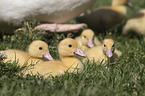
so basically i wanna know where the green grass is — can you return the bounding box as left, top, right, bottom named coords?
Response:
left=0, top=0, right=145, bottom=96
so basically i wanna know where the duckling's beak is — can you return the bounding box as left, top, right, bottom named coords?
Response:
left=74, top=48, right=87, bottom=57
left=127, top=2, right=133, bottom=8
left=106, top=49, right=113, bottom=58
left=88, top=40, right=94, bottom=48
left=43, top=52, right=54, bottom=60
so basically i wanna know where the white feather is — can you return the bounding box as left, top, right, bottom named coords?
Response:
left=0, top=0, right=96, bottom=25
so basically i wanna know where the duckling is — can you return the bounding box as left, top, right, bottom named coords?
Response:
left=122, top=9, right=145, bottom=35
left=94, top=36, right=102, bottom=46
left=24, top=38, right=86, bottom=78
left=84, top=39, right=122, bottom=65
left=75, top=29, right=101, bottom=52
left=1, top=40, right=54, bottom=66
left=75, top=29, right=95, bottom=52
left=0, top=0, right=96, bottom=34
left=76, top=0, right=133, bottom=32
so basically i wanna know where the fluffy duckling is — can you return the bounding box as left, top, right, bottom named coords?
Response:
left=75, top=29, right=95, bottom=52
left=75, top=29, right=101, bottom=52
left=0, top=0, right=96, bottom=34
left=122, top=9, right=145, bottom=35
left=1, top=40, right=54, bottom=66
left=94, top=36, right=102, bottom=46
left=76, top=0, right=133, bottom=32
left=24, top=38, right=86, bottom=78
left=84, top=39, right=122, bottom=65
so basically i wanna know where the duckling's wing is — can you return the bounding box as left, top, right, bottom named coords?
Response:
left=26, top=61, right=67, bottom=77
left=3, top=50, right=29, bottom=66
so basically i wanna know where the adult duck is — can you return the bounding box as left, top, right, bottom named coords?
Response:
left=0, top=0, right=96, bottom=34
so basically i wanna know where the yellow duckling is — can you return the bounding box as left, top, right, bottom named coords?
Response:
left=84, top=39, right=122, bottom=65
left=123, top=9, right=145, bottom=35
left=94, top=36, right=102, bottom=46
left=76, top=0, right=133, bottom=32
left=75, top=29, right=101, bottom=52
left=1, top=40, right=54, bottom=66
left=24, top=38, right=86, bottom=78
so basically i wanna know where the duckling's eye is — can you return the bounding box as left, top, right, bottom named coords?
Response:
left=84, top=36, right=86, bottom=38
left=39, top=47, right=43, bottom=50
left=68, top=44, right=72, bottom=48
left=112, top=44, right=115, bottom=47
left=104, top=44, right=106, bottom=47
